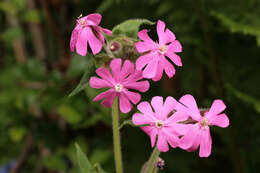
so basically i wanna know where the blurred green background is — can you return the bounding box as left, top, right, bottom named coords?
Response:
left=0, top=0, right=260, bottom=172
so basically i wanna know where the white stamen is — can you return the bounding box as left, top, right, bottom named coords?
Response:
left=159, top=45, right=167, bottom=54
left=200, top=117, right=209, bottom=129
left=155, top=120, right=164, bottom=129
left=115, top=83, right=123, bottom=92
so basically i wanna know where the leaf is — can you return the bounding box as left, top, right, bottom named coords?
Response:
left=1, top=26, right=23, bottom=42
left=226, top=84, right=260, bottom=113
left=94, top=163, right=108, bottom=173
left=57, top=105, right=82, bottom=124
left=210, top=11, right=260, bottom=46
left=43, top=154, right=67, bottom=171
left=90, top=149, right=111, bottom=164
left=75, top=143, right=97, bottom=173
left=112, top=19, right=154, bottom=38
left=66, top=54, right=89, bottom=78
left=0, top=2, right=17, bottom=15
left=22, top=9, right=41, bottom=23
left=119, top=119, right=149, bottom=129
left=8, top=127, right=26, bottom=142
left=69, top=55, right=95, bottom=97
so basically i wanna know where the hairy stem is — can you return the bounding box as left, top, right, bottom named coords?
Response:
left=145, top=148, right=160, bottom=173
left=112, top=97, right=123, bottom=173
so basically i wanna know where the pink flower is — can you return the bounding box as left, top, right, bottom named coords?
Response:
left=135, top=20, right=182, bottom=81
left=70, top=13, right=112, bottom=56
left=132, top=96, right=189, bottom=152
left=176, top=94, right=230, bottom=157
left=89, top=58, right=150, bottom=113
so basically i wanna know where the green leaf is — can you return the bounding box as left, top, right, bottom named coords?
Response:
left=57, top=105, right=82, bottom=124
left=210, top=11, right=260, bottom=46
left=0, top=2, right=17, bottom=15
left=43, top=154, right=67, bottom=171
left=66, top=54, right=89, bottom=78
left=8, top=127, right=26, bottom=142
left=226, top=84, right=260, bottom=113
left=112, top=19, right=154, bottom=38
left=94, top=163, right=108, bottom=173
left=69, top=55, right=95, bottom=97
left=75, top=143, right=97, bottom=173
left=22, top=9, right=41, bottom=23
left=1, top=26, right=23, bottom=42
left=119, top=119, right=149, bottom=129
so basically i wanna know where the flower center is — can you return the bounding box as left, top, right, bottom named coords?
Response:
left=155, top=120, right=164, bottom=129
left=200, top=117, right=209, bottom=127
left=79, top=18, right=86, bottom=27
left=114, top=83, right=123, bottom=92
left=159, top=45, right=167, bottom=54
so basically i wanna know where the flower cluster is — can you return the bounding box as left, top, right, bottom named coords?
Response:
left=70, top=13, right=229, bottom=158
left=132, top=95, right=229, bottom=157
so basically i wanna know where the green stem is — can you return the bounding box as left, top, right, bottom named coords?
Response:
left=112, top=97, right=123, bottom=173
left=145, top=148, right=160, bottom=173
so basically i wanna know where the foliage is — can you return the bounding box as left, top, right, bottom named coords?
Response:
left=0, top=0, right=259, bottom=173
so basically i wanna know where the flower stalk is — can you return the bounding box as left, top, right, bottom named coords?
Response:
left=145, top=148, right=160, bottom=173
left=112, top=97, right=123, bottom=173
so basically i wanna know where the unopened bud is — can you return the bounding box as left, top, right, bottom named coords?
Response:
left=155, top=157, right=165, bottom=170
left=109, top=41, right=121, bottom=52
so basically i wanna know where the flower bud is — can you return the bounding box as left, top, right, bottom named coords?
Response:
left=155, top=157, right=165, bottom=170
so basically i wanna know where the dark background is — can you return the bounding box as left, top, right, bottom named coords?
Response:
left=0, top=0, right=259, bottom=173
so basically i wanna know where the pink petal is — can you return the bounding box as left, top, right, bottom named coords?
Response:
left=143, top=59, right=159, bottom=79
left=123, top=90, right=141, bottom=104
left=156, top=131, right=169, bottom=152
left=124, top=70, right=143, bottom=82
left=135, top=42, right=153, bottom=53
left=93, top=26, right=104, bottom=43
left=177, top=94, right=201, bottom=121
left=199, top=128, right=212, bottom=157
left=119, top=93, right=132, bottom=113
left=164, top=29, right=176, bottom=43
left=85, top=27, right=103, bottom=55
left=89, top=77, right=112, bottom=89
left=165, top=43, right=182, bottom=66
left=161, top=96, right=177, bottom=119
left=166, top=53, right=182, bottom=67
left=135, top=52, right=155, bottom=71
left=179, top=124, right=200, bottom=149
left=163, top=129, right=179, bottom=148
left=119, top=60, right=134, bottom=80
left=137, top=101, right=154, bottom=116
left=167, top=40, right=182, bottom=53
left=156, top=20, right=166, bottom=45
left=187, top=129, right=201, bottom=152
left=85, top=13, right=102, bottom=26
left=124, top=81, right=150, bottom=92
left=96, top=67, right=114, bottom=84
left=170, top=123, right=192, bottom=136
left=70, top=26, right=80, bottom=52
left=110, top=58, right=122, bottom=81
left=137, top=29, right=154, bottom=43
left=152, top=61, right=164, bottom=81
left=76, top=27, right=88, bottom=56
left=209, top=113, right=229, bottom=128
left=141, top=126, right=157, bottom=147
left=207, top=100, right=226, bottom=119
left=161, top=56, right=176, bottom=78
left=132, top=113, right=154, bottom=125
left=151, top=96, right=164, bottom=119
left=93, top=89, right=115, bottom=107
left=101, top=28, right=112, bottom=35
left=101, top=92, right=117, bottom=107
